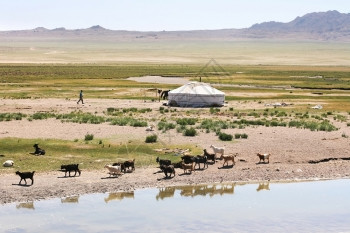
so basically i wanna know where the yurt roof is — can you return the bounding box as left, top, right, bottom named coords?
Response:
left=169, top=82, right=224, bottom=96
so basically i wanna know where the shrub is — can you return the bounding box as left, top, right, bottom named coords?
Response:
left=145, top=134, right=157, bottom=143
left=130, top=120, right=148, bottom=127
left=241, top=133, right=248, bottom=139
left=176, top=118, right=197, bottom=126
left=183, top=127, right=197, bottom=136
left=219, top=132, right=233, bottom=141
left=234, top=133, right=241, bottom=139
left=84, top=134, right=94, bottom=141
left=158, top=121, right=176, bottom=132
left=210, top=108, right=220, bottom=114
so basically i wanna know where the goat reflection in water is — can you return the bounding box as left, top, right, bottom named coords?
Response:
left=256, top=182, right=270, bottom=192
left=156, top=183, right=235, bottom=200
left=61, top=195, right=80, bottom=204
left=16, top=202, right=35, bottom=210
left=104, top=191, right=135, bottom=203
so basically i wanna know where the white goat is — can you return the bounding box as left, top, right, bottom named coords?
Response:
left=145, top=124, right=155, bottom=131
left=210, top=145, right=225, bottom=157
left=3, top=160, right=14, bottom=167
left=104, top=164, right=123, bottom=177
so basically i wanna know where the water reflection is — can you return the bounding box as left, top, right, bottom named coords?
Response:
left=1, top=180, right=350, bottom=233
left=156, top=183, right=239, bottom=200
left=256, top=182, right=270, bottom=192
left=104, top=191, right=134, bottom=203
left=16, top=201, right=35, bottom=210
left=61, top=195, right=79, bottom=204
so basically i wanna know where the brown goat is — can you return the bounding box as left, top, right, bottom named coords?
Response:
left=257, top=153, right=270, bottom=164
left=182, top=162, right=194, bottom=174
left=221, top=154, right=237, bottom=167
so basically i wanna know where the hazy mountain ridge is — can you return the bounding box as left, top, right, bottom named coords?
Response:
left=248, top=10, right=350, bottom=40
left=1, top=11, right=350, bottom=41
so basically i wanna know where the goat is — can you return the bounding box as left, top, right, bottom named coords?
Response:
left=172, top=161, right=183, bottom=169
left=181, top=155, right=195, bottom=164
left=3, top=160, right=14, bottom=167
left=221, top=154, right=237, bottom=167
left=257, top=153, right=271, bottom=164
left=15, top=171, right=35, bottom=185
left=159, top=90, right=170, bottom=101
left=33, top=143, right=45, bottom=155
left=203, top=149, right=216, bottom=163
left=160, top=165, right=175, bottom=178
left=156, top=157, right=171, bottom=167
left=104, top=164, right=123, bottom=177
left=146, top=125, right=155, bottom=131
left=182, top=162, right=194, bottom=174
left=123, top=159, right=135, bottom=172
left=61, top=164, right=81, bottom=177
left=210, top=145, right=224, bottom=158
left=194, top=155, right=208, bottom=169
left=112, top=162, right=125, bottom=172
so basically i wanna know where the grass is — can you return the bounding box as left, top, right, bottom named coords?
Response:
left=0, top=138, right=200, bottom=174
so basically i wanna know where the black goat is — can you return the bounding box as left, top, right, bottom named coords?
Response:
left=114, top=159, right=135, bottom=173
left=203, top=149, right=216, bottom=164
left=61, top=164, right=81, bottom=177
left=124, top=159, right=135, bottom=172
left=172, top=161, right=183, bottom=169
left=160, top=165, right=175, bottom=178
left=181, top=155, right=195, bottom=164
left=156, top=157, right=171, bottom=166
left=194, top=155, right=208, bottom=169
left=16, top=171, right=35, bottom=185
left=33, top=144, right=45, bottom=155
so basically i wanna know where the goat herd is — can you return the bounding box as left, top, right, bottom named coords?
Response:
left=10, top=144, right=271, bottom=186
left=156, top=145, right=271, bottom=179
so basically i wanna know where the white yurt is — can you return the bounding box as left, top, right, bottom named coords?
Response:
left=168, top=82, right=225, bottom=107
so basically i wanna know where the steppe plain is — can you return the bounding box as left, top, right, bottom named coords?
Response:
left=1, top=38, right=350, bottom=204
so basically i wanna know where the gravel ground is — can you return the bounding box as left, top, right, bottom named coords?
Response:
left=1, top=98, right=350, bottom=204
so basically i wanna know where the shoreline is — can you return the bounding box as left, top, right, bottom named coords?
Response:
left=2, top=162, right=350, bottom=205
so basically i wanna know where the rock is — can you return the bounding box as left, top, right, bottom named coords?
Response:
left=3, top=160, right=14, bottom=167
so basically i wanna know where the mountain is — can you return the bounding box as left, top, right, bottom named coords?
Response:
left=0, top=11, right=349, bottom=41
left=247, top=10, right=350, bottom=40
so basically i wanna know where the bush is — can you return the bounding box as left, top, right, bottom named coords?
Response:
left=241, top=133, right=248, bottom=139
left=145, top=134, right=157, bottom=143
left=210, top=108, right=220, bottom=114
left=158, top=121, right=176, bottom=132
left=84, top=134, right=94, bottom=141
left=234, top=133, right=241, bottom=139
left=219, top=132, right=233, bottom=141
left=130, top=120, right=148, bottom=127
left=176, top=118, right=197, bottom=126
left=183, top=127, right=197, bottom=136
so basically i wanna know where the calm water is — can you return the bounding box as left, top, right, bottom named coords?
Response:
left=1, top=179, right=350, bottom=233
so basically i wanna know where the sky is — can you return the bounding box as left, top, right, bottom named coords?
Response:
left=0, top=0, right=349, bottom=31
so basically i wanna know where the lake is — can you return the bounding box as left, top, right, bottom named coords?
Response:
left=0, top=179, right=349, bottom=233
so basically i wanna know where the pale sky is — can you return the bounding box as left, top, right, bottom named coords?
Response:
left=0, top=0, right=349, bottom=31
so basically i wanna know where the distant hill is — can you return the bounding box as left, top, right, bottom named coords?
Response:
left=1, top=11, right=350, bottom=41
left=247, top=10, right=350, bottom=40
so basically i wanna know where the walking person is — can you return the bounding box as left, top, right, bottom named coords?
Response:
left=77, top=90, right=84, bottom=104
